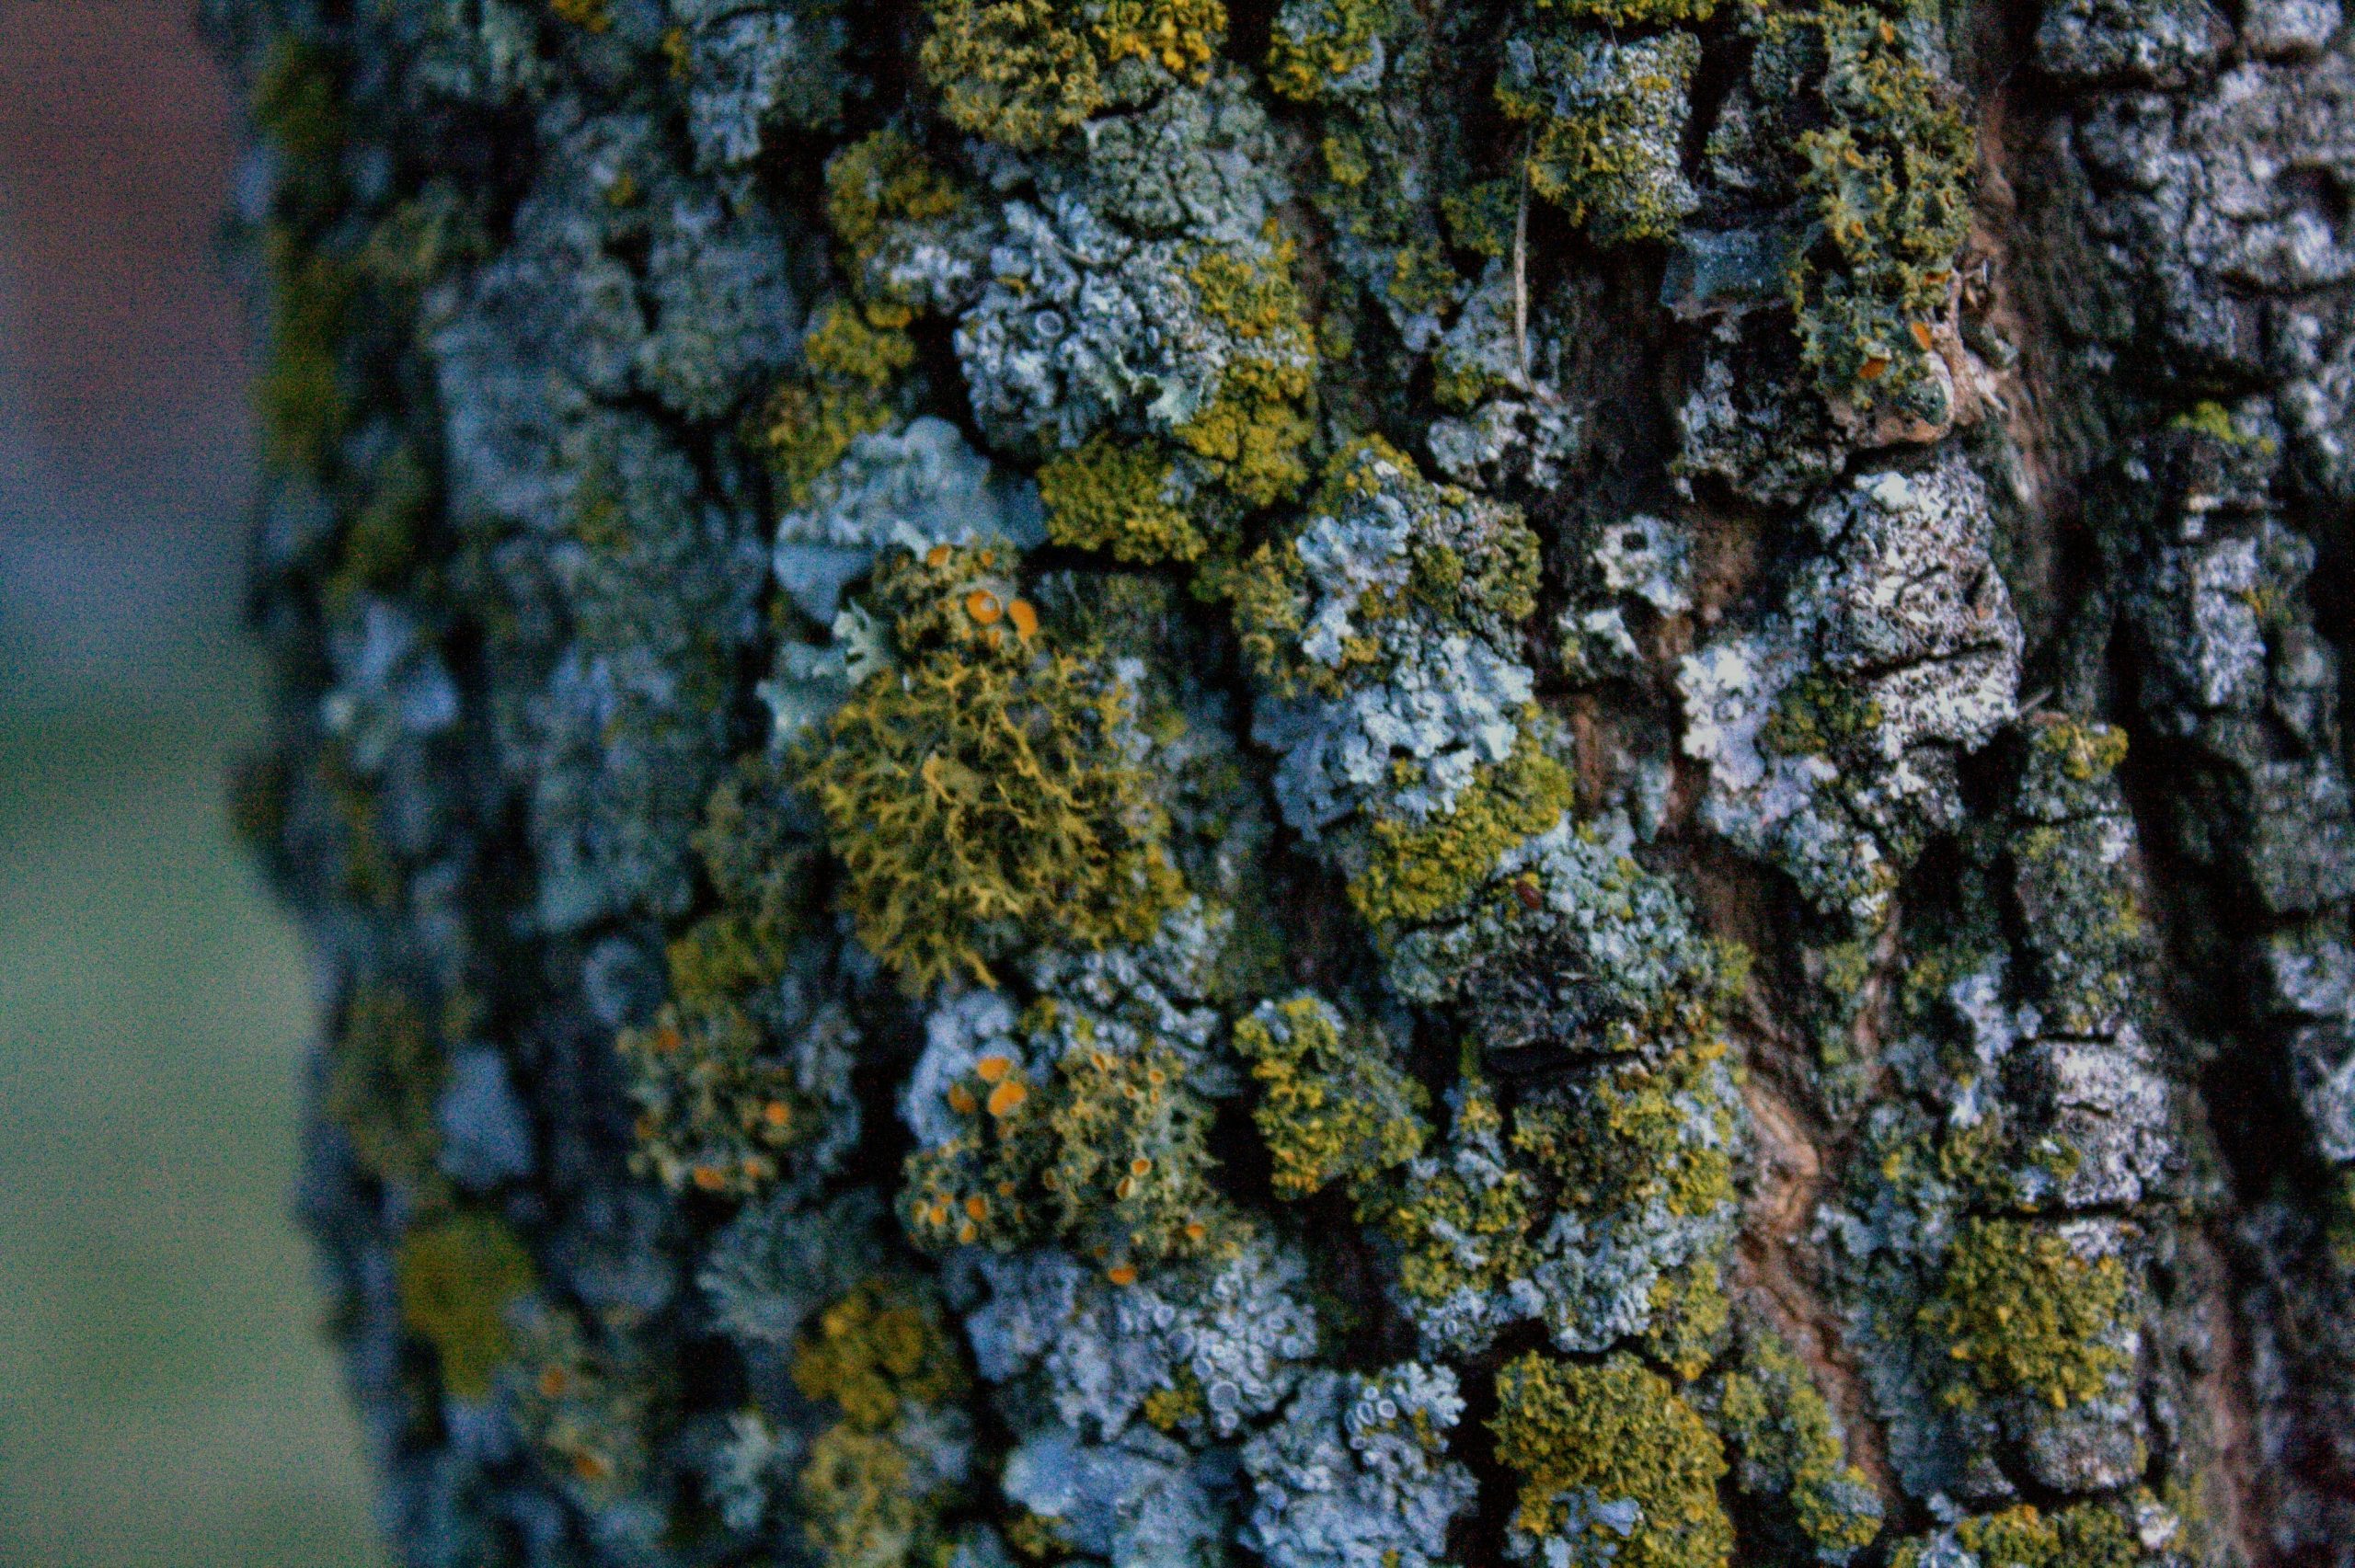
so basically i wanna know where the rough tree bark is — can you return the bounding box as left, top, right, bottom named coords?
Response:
left=206, top=0, right=2355, bottom=1563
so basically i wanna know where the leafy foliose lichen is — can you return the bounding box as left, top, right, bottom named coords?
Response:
left=824, top=130, right=980, bottom=320
left=1783, top=3, right=1976, bottom=417
left=764, top=302, right=918, bottom=510
left=795, top=1276, right=971, bottom=1431
left=793, top=1273, right=975, bottom=1568
left=1716, top=1325, right=1884, bottom=1562
left=256, top=226, right=362, bottom=475
left=1241, top=1362, right=1477, bottom=1568
left=1533, top=0, right=1721, bottom=29
left=954, top=199, right=1317, bottom=514
left=616, top=761, right=861, bottom=1200
left=1350, top=737, right=1577, bottom=930
left=1038, top=435, right=1210, bottom=565
left=1492, top=1351, right=1734, bottom=1568
left=616, top=993, right=859, bottom=1199
left=508, top=1302, right=662, bottom=1502
left=1916, top=1217, right=2131, bottom=1412
left=1266, top=0, right=1399, bottom=100
left=900, top=1030, right=1228, bottom=1271
left=963, top=1230, right=1318, bottom=1440
left=920, top=0, right=1226, bottom=150
left=1511, top=1043, right=1744, bottom=1372
left=764, top=132, right=974, bottom=509
left=1227, top=439, right=1547, bottom=911
left=1382, top=811, right=1733, bottom=1052
left=1679, top=458, right=2021, bottom=930
left=1365, top=1075, right=1539, bottom=1354
left=1234, top=992, right=1430, bottom=1198
left=796, top=543, right=1188, bottom=992
left=1890, top=1502, right=2146, bottom=1568
left=394, top=1211, right=538, bottom=1400
left=325, top=980, right=447, bottom=1188
left=1498, top=29, right=1701, bottom=246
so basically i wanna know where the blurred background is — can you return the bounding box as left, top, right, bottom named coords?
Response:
left=0, top=2, right=381, bottom=1562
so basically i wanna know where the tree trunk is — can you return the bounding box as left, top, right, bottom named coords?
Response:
left=206, top=0, right=2355, bottom=1563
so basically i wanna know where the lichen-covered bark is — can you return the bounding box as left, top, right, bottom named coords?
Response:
left=209, top=0, right=2355, bottom=1564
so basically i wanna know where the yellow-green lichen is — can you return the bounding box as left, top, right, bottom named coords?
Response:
left=1891, top=1503, right=2142, bottom=1568
left=670, top=757, right=815, bottom=1011
left=1143, top=1368, right=1210, bottom=1430
left=1785, top=4, right=1975, bottom=414
left=921, top=0, right=1225, bottom=150
left=325, top=981, right=446, bottom=1186
left=1639, top=1257, right=1734, bottom=1383
left=615, top=760, right=833, bottom=1199
left=509, top=1304, right=657, bottom=1498
left=1039, top=436, right=1208, bottom=564
left=547, top=0, right=613, bottom=29
left=1350, top=738, right=1574, bottom=929
left=324, top=444, right=432, bottom=618
left=801, top=1426, right=934, bottom=1568
left=2028, top=712, right=2131, bottom=785
left=1045, top=1039, right=1228, bottom=1265
left=617, top=1003, right=827, bottom=1198
left=1511, top=1041, right=1740, bottom=1377
left=1176, top=240, right=1319, bottom=508
left=1498, top=30, right=1701, bottom=246
left=257, top=227, right=359, bottom=475
left=1368, top=1078, right=1537, bottom=1319
left=358, top=182, right=491, bottom=299
left=2167, top=399, right=2274, bottom=451
left=798, top=545, right=1187, bottom=992
left=316, top=746, right=400, bottom=908
left=764, top=302, right=918, bottom=509
left=901, top=1035, right=1227, bottom=1271
left=794, top=1277, right=969, bottom=1429
left=1514, top=1046, right=1739, bottom=1226
left=1492, top=1351, right=1734, bottom=1568
left=1917, top=1217, right=2130, bottom=1411
left=249, top=34, right=345, bottom=213
left=793, top=1276, right=972, bottom=1568
left=1442, top=179, right=1522, bottom=259
left=764, top=133, right=962, bottom=509
left=824, top=131, right=970, bottom=315
left=395, top=1211, right=537, bottom=1399
left=1235, top=994, right=1429, bottom=1198
left=1761, top=670, right=1885, bottom=760
left=1718, top=1326, right=1883, bottom=1559
left=1224, top=436, right=1539, bottom=704
left=1534, top=0, right=1719, bottom=26
left=1266, top=0, right=1397, bottom=100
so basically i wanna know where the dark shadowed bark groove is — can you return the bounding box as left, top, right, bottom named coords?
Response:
left=209, top=0, right=2355, bottom=1564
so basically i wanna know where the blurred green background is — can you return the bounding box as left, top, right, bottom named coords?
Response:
left=0, top=3, right=382, bottom=1562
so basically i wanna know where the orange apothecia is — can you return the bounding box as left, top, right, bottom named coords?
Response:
left=967, top=589, right=1004, bottom=624
left=987, top=1077, right=1028, bottom=1116
left=1007, top=598, right=1040, bottom=638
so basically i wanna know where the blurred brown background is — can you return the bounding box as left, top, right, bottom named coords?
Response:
left=0, top=3, right=380, bottom=1562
